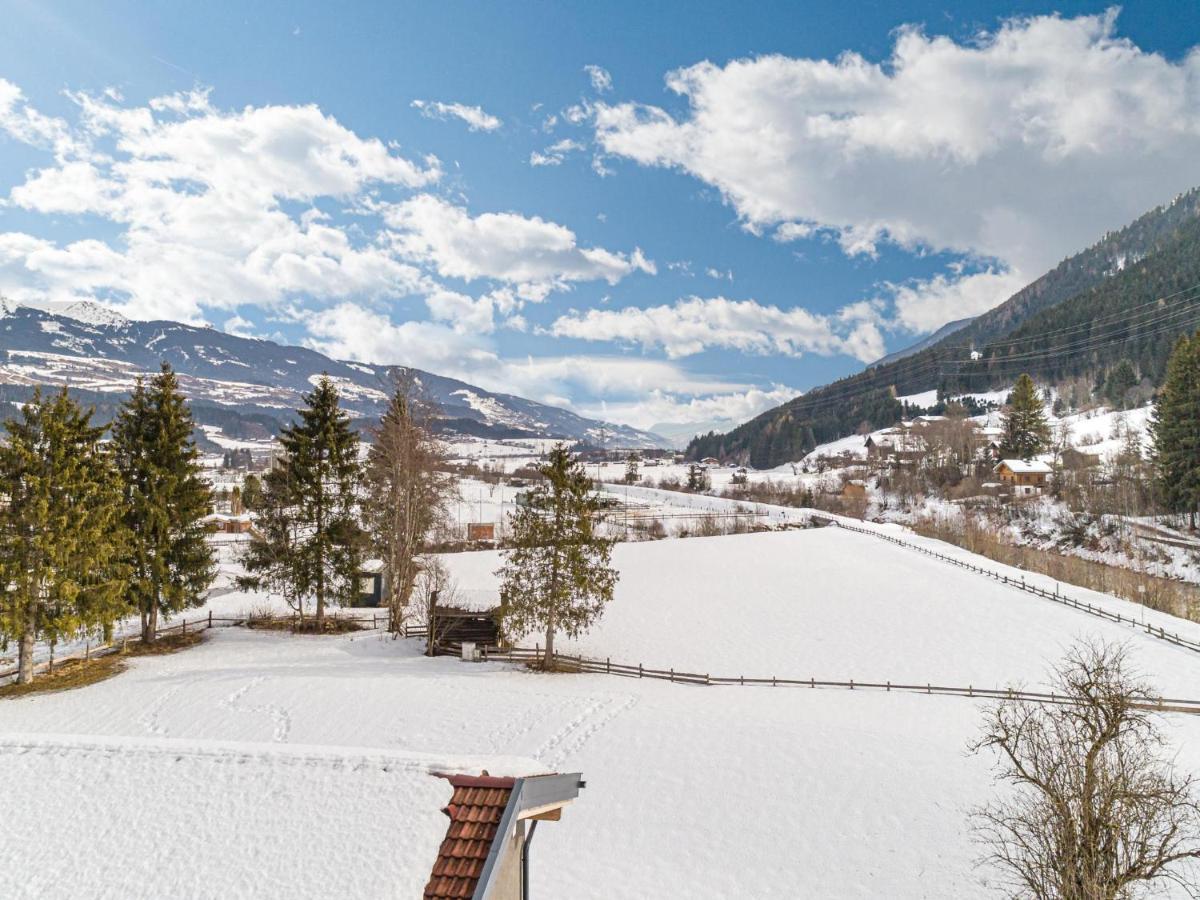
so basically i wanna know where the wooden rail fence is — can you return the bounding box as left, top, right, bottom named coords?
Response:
left=830, top=520, right=1200, bottom=656
left=1, top=611, right=386, bottom=685
left=471, top=646, right=1200, bottom=715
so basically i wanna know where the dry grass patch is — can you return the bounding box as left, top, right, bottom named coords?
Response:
left=0, top=631, right=205, bottom=700
left=246, top=615, right=367, bottom=635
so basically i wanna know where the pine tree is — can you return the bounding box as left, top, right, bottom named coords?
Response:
left=624, top=453, right=640, bottom=484
left=496, top=444, right=618, bottom=665
left=363, top=374, right=452, bottom=632
left=0, top=388, right=129, bottom=683
left=1150, top=332, right=1200, bottom=528
left=112, top=363, right=217, bottom=643
left=1000, top=374, right=1052, bottom=460
left=1104, top=359, right=1139, bottom=410
left=240, top=376, right=365, bottom=627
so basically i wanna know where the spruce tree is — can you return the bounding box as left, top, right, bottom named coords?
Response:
left=496, top=443, right=617, bottom=664
left=112, top=363, right=217, bottom=643
left=1000, top=373, right=1052, bottom=460
left=240, top=376, right=364, bottom=627
left=0, top=388, right=129, bottom=683
left=1150, top=332, right=1200, bottom=528
left=1104, top=359, right=1139, bottom=410
left=624, top=453, right=640, bottom=484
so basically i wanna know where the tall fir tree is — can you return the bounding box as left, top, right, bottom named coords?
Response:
left=1103, top=359, right=1139, bottom=410
left=0, top=388, right=129, bottom=683
left=112, top=363, right=217, bottom=643
left=240, top=376, right=365, bottom=627
left=363, top=375, right=452, bottom=632
left=496, top=443, right=618, bottom=664
left=1000, top=373, right=1052, bottom=460
left=1150, top=332, right=1200, bottom=528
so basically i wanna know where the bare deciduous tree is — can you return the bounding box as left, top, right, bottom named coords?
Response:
left=364, top=372, right=454, bottom=634
left=414, top=556, right=457, bottom=656
left=972, top=640, right=1200, bottom=899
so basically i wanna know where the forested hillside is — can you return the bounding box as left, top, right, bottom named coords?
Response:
left=690, top=188, right=1200, bottom=468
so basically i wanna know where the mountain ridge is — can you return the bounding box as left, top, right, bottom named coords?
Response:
left=0, top=301, right=666, bottom=448
left=687, top=185, right=1200, bottom=468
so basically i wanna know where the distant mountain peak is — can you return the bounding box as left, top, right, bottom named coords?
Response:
left=56, top=301, right=130, bottom=328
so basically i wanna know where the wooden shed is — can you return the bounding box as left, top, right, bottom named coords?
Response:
left=430, top=605, right=502, bottom=652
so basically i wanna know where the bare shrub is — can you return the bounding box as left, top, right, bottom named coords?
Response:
left=972, top=641, right=1200, bottom=898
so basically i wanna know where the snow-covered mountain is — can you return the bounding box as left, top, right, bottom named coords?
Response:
left=0, top=301, right=664, bottom=447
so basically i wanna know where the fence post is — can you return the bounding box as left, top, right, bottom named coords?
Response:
left=849, top=679, right=854, bottom=691
left=182, top=619, right=187, bottom=635
left=670, top=668, right=674, bottom=683
left=886, top=680, right=890, bottom=692
left=208, top=610, right=213, bottom=629
left=639, top=663, right=643, bottom=678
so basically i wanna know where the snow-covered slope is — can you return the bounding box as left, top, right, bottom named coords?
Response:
left=4, top=529, right=1200, bottom=897
left=0, top=300, right=663, bottom=446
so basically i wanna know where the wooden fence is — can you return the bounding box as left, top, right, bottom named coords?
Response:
left=472, top=646, right=1200, bottom=715
left=1, top=610, right=385, bottom=685
left=830, top=520, right=1200, bottom=656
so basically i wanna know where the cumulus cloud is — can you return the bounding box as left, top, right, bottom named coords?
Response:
left=410, top=99, right=502, bottom=132
left=381, top=193, right=655, bottom=296
left=301, top=300, right=756, bottom=417
left=594, top=11, right=1200, bottom=331
left=548, top=295, right=885, bottom=363
left=0, top=81, right=440, bottom=321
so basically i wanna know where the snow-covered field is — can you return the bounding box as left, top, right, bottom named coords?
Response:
left=5, top=526, right=1200, bottom=898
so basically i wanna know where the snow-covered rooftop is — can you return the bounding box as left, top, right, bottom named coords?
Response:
left=995, top=458, right=1053, bottom=474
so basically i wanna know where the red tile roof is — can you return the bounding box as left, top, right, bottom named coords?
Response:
left=424, top=773, right=516, bottom=900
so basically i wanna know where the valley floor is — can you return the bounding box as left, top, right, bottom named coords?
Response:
left=4, top=527, right=1200, bottom=898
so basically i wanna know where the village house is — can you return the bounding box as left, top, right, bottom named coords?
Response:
left=1060, top=447, right=1102, bottom=472
left=993, top=458, right=1052, bottom=497
left=202, top=512, right=254, bottom=535
left=864, top=426, right=925, bottom=466
left=424, top=771, right=584, bottom=900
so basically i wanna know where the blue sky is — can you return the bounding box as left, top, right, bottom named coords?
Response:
left=1, top=1, right=1199, bottom=436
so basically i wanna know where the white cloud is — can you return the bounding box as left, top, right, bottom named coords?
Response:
left=581, top=383, right=800, bottom=434
left=594, top=11, right=1200, bottom=330
left=424, top=287, right=496, bottom=334
left=223, top=315, right=258, bottom=338
left=584, top=65, right=613, bottom=94
left=529, top=138, right=584, bottom=167
left=0, top=83, right=440, bottom=322
left=301, top=300, right=753, bottom=417
left=885, top=268, right=1028, bottom=333
left=410, top=99, right=502, bottom=132
left=302, top=302, right=493, bottom=379
left=548, top=295, right=885, bottom=363
left=381, top=193, right=655, bottom=295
